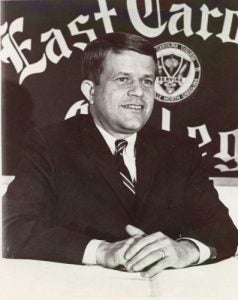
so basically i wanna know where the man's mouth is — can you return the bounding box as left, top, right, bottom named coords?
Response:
left=121, top=104, right=144, bottom=111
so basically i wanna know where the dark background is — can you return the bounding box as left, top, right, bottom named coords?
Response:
left=1, top=0, right=238, bottom=177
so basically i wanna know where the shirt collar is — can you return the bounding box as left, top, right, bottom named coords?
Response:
left=94, top=122, right=137, bottom=156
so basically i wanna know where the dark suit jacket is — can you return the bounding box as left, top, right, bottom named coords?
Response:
left=3, top=115, right=238, bottom=264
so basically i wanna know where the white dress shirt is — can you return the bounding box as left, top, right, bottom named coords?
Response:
left=82, top=123, right=211, bottom=265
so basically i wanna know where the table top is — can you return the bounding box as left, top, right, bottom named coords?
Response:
left=0, top=257, right=237, bottom=299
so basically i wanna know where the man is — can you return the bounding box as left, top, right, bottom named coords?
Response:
left=3, top=32, right=238, bottom=278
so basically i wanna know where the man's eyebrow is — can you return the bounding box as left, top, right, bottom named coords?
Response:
left=112, top=72, right=156, bottom=79
left=144, top=74, right=155, bottom=77
left=116, top=72, right=155, bottom=76
left=143, top=74, right=156, bottom=79
left=114, top=72, right=130, bottom=76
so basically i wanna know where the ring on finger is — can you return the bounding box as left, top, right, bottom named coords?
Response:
left=159, top=249, right=166, bottom=259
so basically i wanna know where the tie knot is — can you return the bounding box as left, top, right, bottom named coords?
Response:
left=115, top=139, right=128, bottom=156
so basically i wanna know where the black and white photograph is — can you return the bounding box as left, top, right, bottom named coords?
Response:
left=1, top=0, right=238, bottom=299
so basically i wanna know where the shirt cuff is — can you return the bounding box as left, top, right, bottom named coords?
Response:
left=82, top=239, right=103, bottom=265
left=177, top=237, right=211, bottom=264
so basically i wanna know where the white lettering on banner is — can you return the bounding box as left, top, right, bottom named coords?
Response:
left=0, top=18, right=47, bottom=84
left=196, top=4, right=223, bottom=40
left=187, top=125, right=212, bottom=157
left=144, top=0, right=152, bottom=18
left=168, top=4, right=193, bottom=37
left=217, top=9, right=238, bottom=44
left=127, top=0, right=167, bottom=38
left=41, top=29, right=72, bottom=64
left=161, top=107, right=171, bottom=131
left=65, top=100, right=89, bottom=119
left=126, top=0, right=238, bottom=42
left=94, top=0, right=117, bottom=33
left=214, top=130, right=238, bottom=172
left=0, top=0, right=117, bottom=83
left=1, top=1, right=238, bottom=83
left=165, top=113, right=238, bottom=171
left=68, top=15, right=97, bottom=50
left=0, top=21, right=23, bottom=71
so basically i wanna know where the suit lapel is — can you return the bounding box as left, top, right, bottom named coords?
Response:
left=80, top=116, right=134, bottom=215
left=135, top=128, right=171, bottom=212
left=135, top=131, right=160, bottom=203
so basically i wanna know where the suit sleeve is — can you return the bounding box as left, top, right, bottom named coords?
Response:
left=2, top=129, right=92, bottom=264
left=181, top=140, right=238, bottom=261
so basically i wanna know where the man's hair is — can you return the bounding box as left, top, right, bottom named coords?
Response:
left=81, top=32, right=157, bottom=85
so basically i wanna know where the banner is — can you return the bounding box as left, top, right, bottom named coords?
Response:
left=1, top=0, right=238, bottom=179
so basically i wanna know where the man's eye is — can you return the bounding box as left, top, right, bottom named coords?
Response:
left=143, top=79, right=154, bottom=87
left=116, top=77, right=129, bottom=84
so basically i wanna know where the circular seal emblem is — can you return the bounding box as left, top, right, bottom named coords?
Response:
left=154, top=42, right=201, bottom=103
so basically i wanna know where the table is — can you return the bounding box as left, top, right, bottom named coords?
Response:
left=0, top=257, right=237, bottom=299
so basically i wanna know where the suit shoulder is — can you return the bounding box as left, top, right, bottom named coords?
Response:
left=144, top=126, right=203, bottom=169
left=144, top=125, right=198, bottom=150
left=28, top=115, right=88, bottom=142
left=40, top=115, right=83, bottom=134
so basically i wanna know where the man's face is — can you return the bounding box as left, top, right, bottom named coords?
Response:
left=90, top=50, right=156, bottom=138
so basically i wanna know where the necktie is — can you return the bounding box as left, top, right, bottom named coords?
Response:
left=115, top=139, right=136, bottom=195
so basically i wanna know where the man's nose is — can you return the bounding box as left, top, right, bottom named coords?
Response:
left=127, top=81, right=143, bottom=97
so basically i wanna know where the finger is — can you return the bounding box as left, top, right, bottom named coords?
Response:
left=125, top=232, right=165, bottom=260
left=127, top=248, right=166, bottom=272
left=126, top=224, right=145, bottom=237
left=142, top=257, right=171, bottom=278
left=125, top=243, right=163, bottom=271
left=117, top=237, right=139, bottom=265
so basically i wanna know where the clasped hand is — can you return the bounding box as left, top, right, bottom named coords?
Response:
left=96, top=225, right=199, bottom=278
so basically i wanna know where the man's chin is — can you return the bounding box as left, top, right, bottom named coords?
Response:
left=121, top=121, right=145, bottom=134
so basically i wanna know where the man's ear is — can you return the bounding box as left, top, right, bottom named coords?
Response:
left=81, top=80, right=95, bottom=104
